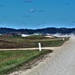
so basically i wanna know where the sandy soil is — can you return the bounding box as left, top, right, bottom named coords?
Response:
left=0, top=47, right=58, bottom=51
left=8, top=36, right=75, bottom=75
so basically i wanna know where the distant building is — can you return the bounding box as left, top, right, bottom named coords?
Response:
left=21, top=34, right=30, bottom=37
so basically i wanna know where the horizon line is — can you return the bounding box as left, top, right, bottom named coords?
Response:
left=0, top=27, right=75, bottom=30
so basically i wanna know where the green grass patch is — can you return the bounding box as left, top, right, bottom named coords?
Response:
left=0, top=50, right=52, bottom=75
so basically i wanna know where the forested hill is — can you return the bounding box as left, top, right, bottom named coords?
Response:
left=0, top=27, right=75, bottom=34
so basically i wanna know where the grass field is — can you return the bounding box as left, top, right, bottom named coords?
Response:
left=0, top=35, right=69, bottom=75
left=0, top=35, right=69, bottom=48
left=0, top=50, right=52, bottom=75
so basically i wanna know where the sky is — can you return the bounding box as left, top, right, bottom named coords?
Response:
left=0, top=0, right=75, bottom=29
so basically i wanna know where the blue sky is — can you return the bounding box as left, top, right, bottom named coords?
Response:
left=0, top=0, right=75, bottom=29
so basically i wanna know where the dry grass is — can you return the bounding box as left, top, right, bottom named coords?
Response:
left=0, top=35, right=68, bottom=48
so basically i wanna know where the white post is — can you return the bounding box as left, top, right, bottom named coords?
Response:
left=63, top=38, right=65, bottom=41
left=38, top=43, right=42, bottom=51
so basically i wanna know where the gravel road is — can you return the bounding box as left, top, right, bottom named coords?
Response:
left=9, top=36, right=75, bottom=75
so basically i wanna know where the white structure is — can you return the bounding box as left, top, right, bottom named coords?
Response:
left=63, top=38, right=65, bottom=41
left=38, top=43, right=42, bottom=51
left=21, top=34, right=29, bottom=37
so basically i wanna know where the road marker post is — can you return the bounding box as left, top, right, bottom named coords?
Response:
left=63, top=38, right=65, bottom=41
left=38, top=43, right=42, bottom=51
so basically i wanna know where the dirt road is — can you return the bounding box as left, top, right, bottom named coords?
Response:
left=0, top=47, right=58, bottom=51
left=9, top=36, right=75, bottom=75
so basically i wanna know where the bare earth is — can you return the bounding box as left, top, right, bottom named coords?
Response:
left=9, top=36, right=75, bottom=75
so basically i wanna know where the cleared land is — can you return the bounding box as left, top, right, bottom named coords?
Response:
left=12, top=36, right=75, bottom=75
left=0, top=35, right=68, bottom=48
left=0, top=35, right=69, bottom=75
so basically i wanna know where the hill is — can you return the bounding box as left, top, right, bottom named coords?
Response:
left=0, top=27, right=75, bottom=34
